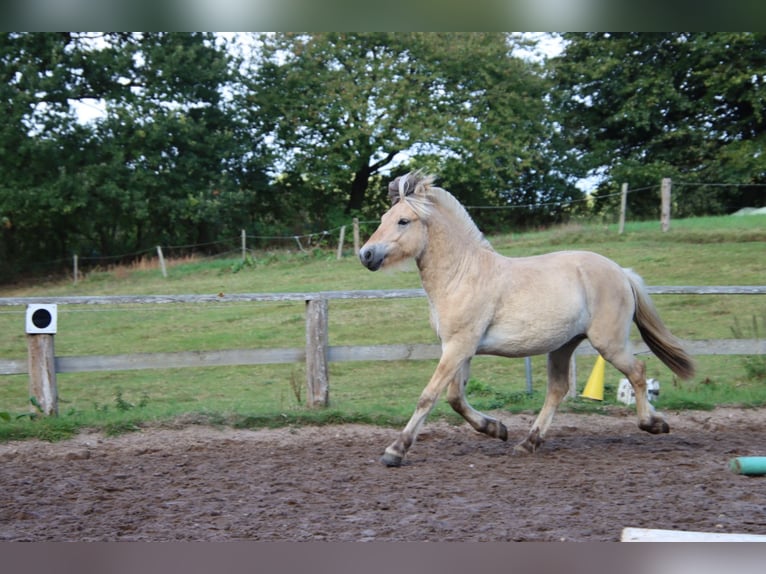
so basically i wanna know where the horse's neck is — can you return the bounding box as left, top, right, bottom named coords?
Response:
left=416, top=216, right=492, bottom=295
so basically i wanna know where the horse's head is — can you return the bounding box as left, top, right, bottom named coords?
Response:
left=359, top=172, right=433, bottom=271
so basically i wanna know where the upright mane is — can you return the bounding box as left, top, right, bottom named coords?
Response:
left=388, top=171, right=491, bottom=249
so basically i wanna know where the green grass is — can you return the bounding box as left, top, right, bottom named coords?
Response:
left=1, top=215, right=765, bottom=441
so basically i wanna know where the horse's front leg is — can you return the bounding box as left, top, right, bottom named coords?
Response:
left=381, top=348, right=470, bottom=467
left=445, top=359, right=508, bottom=441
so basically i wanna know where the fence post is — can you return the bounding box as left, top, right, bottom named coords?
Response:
left=241, top=229, right=247, bottom=262
left=618, top=183, right=628, bottom=234
left=25, top=304, right=59, bottom=416
left=73, top=254, right=79, bottom=285
left=27, top=334, right=58, bottom=416
left=353, top=218, right=360, bottom=256
left=568, top=356, right=577, bottom=399
left=156, top=246, right=167, bottom=278
left=661, top=178, right=671, bottom=232
left=525, top=356, right=533, bottom=394
left=305, top=298, right=329, bottom=407
left=336, top=225, right=346, bottom=260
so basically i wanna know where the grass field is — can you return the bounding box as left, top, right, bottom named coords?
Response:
left=1, top=214, right=765, bottom=440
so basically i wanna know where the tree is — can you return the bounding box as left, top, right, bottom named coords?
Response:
left=408, top=33, right=581, bottom=230
left=552, top=33, right=766, bottom=218
left=243, top=33, right=578, bottom=227
left=96, top=33, right=252, bottom=250
left=245, top=33, right=442, bottom=218
left=0, top=33, right=265, bottom=277
left=0, top=32, right=124, bottom=271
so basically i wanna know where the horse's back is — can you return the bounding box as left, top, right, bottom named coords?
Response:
left=501, top=250, right=629, bottom=295
left=513, top=249, right=621, bottom=270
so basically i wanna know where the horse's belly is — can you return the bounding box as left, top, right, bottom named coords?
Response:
left=477, top=323, right=581, bottom=358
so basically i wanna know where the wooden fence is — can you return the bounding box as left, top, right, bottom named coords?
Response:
left=1, top=287, right=765, bottom=413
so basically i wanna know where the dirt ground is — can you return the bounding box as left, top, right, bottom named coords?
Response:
left=1, top=407, right=765, bottom=542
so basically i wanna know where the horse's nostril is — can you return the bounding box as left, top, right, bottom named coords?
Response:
left=362, top=248, right=372, bottom=261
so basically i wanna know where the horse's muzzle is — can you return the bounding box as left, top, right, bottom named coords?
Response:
left=359, top=245, right=384, bottom=271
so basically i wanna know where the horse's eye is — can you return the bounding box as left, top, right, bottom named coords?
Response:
left=398, top=218, right=410, bottom=226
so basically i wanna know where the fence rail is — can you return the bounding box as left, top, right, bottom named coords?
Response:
left=1, top=287, right=764, bottom=411
left=2, top=286, right=766, bottom=308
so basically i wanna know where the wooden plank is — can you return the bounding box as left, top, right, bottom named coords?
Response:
left=0, top=293, right=318, bottom=306
left=0, top=359, right=27, bottom=375
left=0, top=338, right=763, bottom=377
left=1, top=286, right=761, bottom=307
left=0, top=289, right=428, bottom=307
left=647, top=286, right=766, bottom=295
left=54, top=348, right=305, bottom=372
left=621, top=527, right=766, bottom=542
left=328, top=344, right=442, bottom=362
left=575, top=339, right=765, bottom=356
left=685, top=339, right=766, bottom=355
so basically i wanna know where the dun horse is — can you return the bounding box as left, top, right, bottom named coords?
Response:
left=359, top=172, right=694, bottom=467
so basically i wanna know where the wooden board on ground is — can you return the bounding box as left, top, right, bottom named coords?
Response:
left=621, top=527, right=766, bottom=542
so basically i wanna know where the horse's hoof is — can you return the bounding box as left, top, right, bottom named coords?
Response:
left=513, top=438, right=543, bottom=454
left=639, top=418, right=670, bottom=434
left=514, top=429, right=543, bottom=454
left=513, top=442, right=532, bottom=454
left=487, top=420, right=508, bottom=441
left=380, top=451, right=403, bottom=467
left=513, top=440, right=537, bottom=454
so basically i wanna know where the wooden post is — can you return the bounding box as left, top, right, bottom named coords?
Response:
left=660, top=178, right=671, bottom=232
left=336, top=225, right=346, bottom=260
left=27, top=334, right=58, bottom=416
left=156, top=246, right=167, bottom=278
left=241, top=229, right=247, bottom=262
left=73, top=254, right=79, bottom=285
left=352, top=218, right=360, bottom=256
left=305, top=298, right=329, bottom=407
left=618, top=183, right=628, bottom=234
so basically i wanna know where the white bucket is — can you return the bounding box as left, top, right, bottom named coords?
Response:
left=617, top=378, right=660, bottom=405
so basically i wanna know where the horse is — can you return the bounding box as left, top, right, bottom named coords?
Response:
left=359, top=171, right=695, bottom=467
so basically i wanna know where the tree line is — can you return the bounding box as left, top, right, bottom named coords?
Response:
left=1, top=32, right=764, bottom=280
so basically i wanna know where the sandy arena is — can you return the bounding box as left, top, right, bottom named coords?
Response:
left=1, top=407, right=765, bottom=541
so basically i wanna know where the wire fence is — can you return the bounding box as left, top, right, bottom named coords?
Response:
left=6, top=178, right=764, bottom=281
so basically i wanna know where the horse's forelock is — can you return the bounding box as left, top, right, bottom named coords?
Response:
left=387, top=177, right=403, bottom=205
left=387, top=171, right=434, bottom=211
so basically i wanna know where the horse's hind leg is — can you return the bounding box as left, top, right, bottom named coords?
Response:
left=446, top=359, right=508, bottom=441
left=515, top=340, right=579, bottom=454
left=605, top=350, right=669, bottom=435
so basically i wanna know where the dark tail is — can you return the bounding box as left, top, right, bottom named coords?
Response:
left=625, top=269, right=695, bottom=379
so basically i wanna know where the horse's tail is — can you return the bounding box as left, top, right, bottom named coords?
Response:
left=624, top=269, right=695, bottom=379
